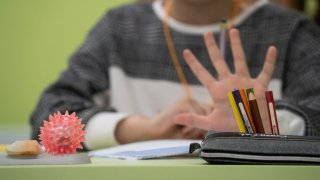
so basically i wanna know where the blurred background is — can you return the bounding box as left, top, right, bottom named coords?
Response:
left=0, top=0, right=319, bottom=144
left=0, top=0, right=132, bottom=143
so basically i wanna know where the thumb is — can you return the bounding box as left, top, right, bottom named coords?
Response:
left=174, top=113, right=212, bottom=131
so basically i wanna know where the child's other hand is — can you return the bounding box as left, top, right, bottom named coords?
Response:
left=115, top=98, right=210, bottom=144
left=150, top=97, right=210, bottom=140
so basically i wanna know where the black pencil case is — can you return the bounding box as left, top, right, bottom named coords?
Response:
left=190, top=131, right=320, bottom=164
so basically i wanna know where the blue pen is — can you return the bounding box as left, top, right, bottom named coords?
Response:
left=232, top=89, right=254, bottom=133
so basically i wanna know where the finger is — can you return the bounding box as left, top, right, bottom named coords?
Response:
left=174, top=113, right=212, bottom=131
left=198, top=130, right=207, bottom=139
left=182, top=126, right=195, bottom=135
left=183, top=49, right=216, bottom=89
left=229, top=29, right=250, bottom=77
left=204, top=32, right=231, bottom=79
left=182, top=127, right=202, bottom=139
left=182, top=126, right=199, bottom=139
left=257, top=46, right=277, bottom=86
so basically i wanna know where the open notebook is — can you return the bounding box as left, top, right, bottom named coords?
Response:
left=89, top=139, right=202, bottom=160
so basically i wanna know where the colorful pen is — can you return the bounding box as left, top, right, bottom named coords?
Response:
left=266, top=91, right=280, bottom=135
left=228, top=91, right=246, bottom=133
left=240, top=89, right=256, bottom=133
left=247, top=88, right=265, bottom=133
left=232, top=89, right=254, bottom=133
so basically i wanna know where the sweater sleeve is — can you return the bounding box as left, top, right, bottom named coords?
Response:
left=30, top=11, right=120, bottom=149
left=279, top=19, right=320, bottom=136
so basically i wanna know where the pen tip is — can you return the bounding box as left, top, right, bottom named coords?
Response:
left=248, top=92, right=255, bottom=100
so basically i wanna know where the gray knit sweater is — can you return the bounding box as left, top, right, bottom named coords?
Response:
left=30, top=1, right=320, bottom=148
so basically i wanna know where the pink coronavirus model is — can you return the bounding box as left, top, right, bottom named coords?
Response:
left=39, top=111, right=85, bottom=154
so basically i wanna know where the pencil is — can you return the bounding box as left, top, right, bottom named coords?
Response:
left=239, top=89, right=256, bottom=133
left=219, top=19, right=228, bottom=58
left=265, top=91, right=280, bottom=135
left=247, top=89, right=265, bottom=133
left=232, top=90, right=254, bottom=133
left=228, top=91, right=246, bottom=133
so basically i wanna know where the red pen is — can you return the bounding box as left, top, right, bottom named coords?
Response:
left=265, top=91, right=280, bottom=135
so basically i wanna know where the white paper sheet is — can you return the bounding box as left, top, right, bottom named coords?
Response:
left=88, top=139, right=202, bottom=160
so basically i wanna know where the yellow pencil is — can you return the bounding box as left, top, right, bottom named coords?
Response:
left=228, top=91, right=246, bottom=132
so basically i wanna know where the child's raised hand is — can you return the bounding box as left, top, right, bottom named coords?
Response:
left=174, top=29, right=277, bottom=132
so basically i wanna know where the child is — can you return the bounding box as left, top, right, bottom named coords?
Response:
left=31, top=0, right=320, bottom=150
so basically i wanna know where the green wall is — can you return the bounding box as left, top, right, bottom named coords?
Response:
left=0, top=0, right=132, bottom=127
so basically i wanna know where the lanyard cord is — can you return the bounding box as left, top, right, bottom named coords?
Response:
left=162, top=0, right=241, bottom=99
left=163, top=0, right=192, bottom=99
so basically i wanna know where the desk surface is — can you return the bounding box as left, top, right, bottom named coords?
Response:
left=1, top=156, right=320, bottom=180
